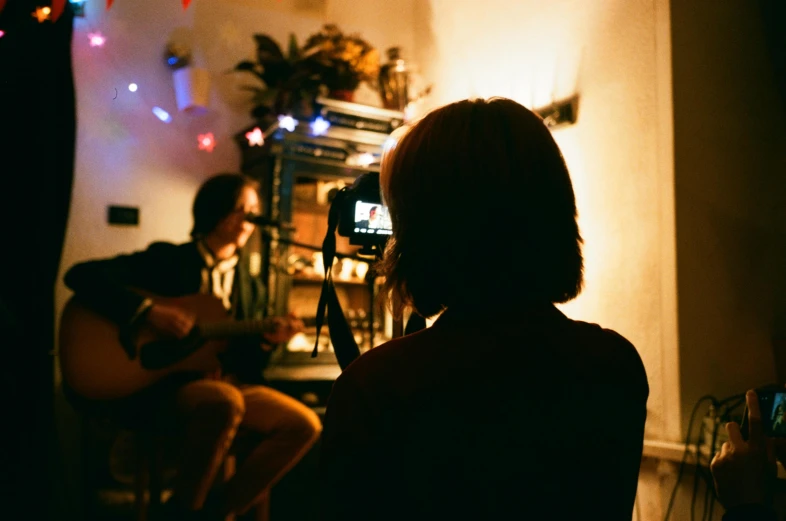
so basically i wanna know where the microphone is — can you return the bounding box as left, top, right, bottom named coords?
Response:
left=245, top=214, right=296, bottom=230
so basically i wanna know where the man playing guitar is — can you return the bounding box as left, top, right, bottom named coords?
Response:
left=62, top=172, right=321, bottom=520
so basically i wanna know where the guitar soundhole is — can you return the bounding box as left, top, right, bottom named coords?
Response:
left=139, top=329, right=203, bottom=370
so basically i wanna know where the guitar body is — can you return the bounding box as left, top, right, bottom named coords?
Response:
left=59, top=293, right=230, bottom=401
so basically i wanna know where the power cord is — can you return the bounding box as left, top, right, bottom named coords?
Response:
left=664, top=395, right=718, bottom=521
left=687, top=393, right=747, bottom=521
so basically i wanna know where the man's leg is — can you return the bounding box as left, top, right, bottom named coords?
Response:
left=167, top=379, right=246, bottom=512
left=207, top=385, right=322, bottom=517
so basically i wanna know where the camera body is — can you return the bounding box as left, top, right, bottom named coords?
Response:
left=336, top=172, right=392, bottom=254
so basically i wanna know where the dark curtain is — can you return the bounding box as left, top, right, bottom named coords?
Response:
left=758, top=0, right=786, bottom=115
left=0, top=1, right=76, bottom=520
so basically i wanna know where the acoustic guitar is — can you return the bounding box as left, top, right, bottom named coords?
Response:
left=59, top=292, right=313, bottom=401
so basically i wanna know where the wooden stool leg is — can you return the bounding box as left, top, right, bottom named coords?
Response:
left=134, top=448, right=149, bottom=521
left=255, top=493, right=270, bottom=521
left=148, top=436, right=163, bottom=519
left=81, top=417, right=95, bottom=521
left=223, top=455, right=237, bottom=521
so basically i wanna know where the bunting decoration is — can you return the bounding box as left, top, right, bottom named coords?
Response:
left=50, top=0, right=66, bottom=22
left=104, top=0, right=195, bottom=9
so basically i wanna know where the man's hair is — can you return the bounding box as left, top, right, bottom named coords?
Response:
left=377, top=97, right=583, bottom=318
left=191, top=173, right=259, bottom=239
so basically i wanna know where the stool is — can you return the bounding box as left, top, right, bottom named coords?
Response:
left=80, top=411, right=167, bottom=521
left=81, top=412, right=270, bottom=521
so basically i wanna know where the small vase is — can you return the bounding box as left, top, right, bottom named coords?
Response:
left=329, top=89, right=355, bottom=102
left=172, top=66, right=210, bottom=113
left=379, top=47, right=409, bottom=111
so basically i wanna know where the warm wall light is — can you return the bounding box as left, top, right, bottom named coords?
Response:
left=535, top=96, right=579, bottom=129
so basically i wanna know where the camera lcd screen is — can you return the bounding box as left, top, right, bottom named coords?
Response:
left=353, top=201, right=392, bottom=236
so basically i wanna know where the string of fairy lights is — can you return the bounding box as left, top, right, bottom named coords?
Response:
left=0, top=0, right=309, bottom=153
left=0, top=0, right=381, bottom=159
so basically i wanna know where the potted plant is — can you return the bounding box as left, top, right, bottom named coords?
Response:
left=233, top=33, right=323, bottom=120
left=298, top=24, right=380, bottom=102
left=232, top=24, right=380, bottom=119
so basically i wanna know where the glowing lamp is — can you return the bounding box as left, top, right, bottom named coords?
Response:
left=310, top=116, right=330, bottom=136
left=534, top=97, right=579, bottom=129
left=128, top=83, right=138, bottom=92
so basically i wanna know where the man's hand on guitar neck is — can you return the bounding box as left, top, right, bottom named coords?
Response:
left=146, top=303, right=197, bottom=339
left=262, top=313, right=305, bottom=349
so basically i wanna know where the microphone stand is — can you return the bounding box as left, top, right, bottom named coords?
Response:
left=259, top=229, right=372, bottom=263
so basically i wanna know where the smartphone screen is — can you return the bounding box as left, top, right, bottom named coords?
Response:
left=760, top=391, right=786, bottom=437
left=741, top=388, right=786, bottom=439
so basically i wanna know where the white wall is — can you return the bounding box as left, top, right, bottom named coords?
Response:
left=413, top=0, right=679, bottom=441
left=671, top=0, right=786, bottom=465
left=412, top=1, right=677, bottom=519
left=412, top=1, right=786, bottom=519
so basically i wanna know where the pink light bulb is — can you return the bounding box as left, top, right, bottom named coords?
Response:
left=88, top=32, right=106, bottom=47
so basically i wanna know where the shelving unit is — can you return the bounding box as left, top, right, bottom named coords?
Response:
left=235, top=97, right=404, bottom=390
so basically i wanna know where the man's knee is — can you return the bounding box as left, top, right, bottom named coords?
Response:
left=192, top=382, right=246, bottom=430
left=291, top=407, right=322, bottom=445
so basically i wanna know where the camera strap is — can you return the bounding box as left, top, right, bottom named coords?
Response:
left=312, top=188, right=361, bottom=370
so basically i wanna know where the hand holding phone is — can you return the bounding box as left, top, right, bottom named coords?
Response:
left=741, top=384, right=786, bottom=439
left=710, top=390, right=777, bottom=509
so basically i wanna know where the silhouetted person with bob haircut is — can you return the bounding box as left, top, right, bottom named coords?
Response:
left=319, top=98, right=649, bottom=521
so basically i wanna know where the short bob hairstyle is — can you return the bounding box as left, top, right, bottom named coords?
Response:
left=377, top=97, right=583, bottom=318
left=191, top=173, right=259, bottom=239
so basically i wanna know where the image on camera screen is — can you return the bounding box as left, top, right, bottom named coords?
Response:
left=353, top=202, right=392, bottom=235
left=770, top=392, right=786, bottom=436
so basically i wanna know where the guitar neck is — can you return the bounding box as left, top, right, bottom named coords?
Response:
left=199, top=317, right=316, bottom=340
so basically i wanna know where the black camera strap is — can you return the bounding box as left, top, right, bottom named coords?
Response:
left=312, top=188, right=361, bottom=370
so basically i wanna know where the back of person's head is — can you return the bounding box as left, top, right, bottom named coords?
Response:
left=191, top=172, right=258, bottom=239
left=378, top=97, right=583, bottom=318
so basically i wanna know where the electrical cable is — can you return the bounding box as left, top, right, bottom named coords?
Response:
left=690, top=419, right=707, bottom=521
left=706, top=392, right=748, bottom=521
left=664, top=395, right=718, bottom=521
left=703, top=416, right=724, bottom=521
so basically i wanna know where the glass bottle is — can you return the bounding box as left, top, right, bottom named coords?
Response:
left=378, top=47, right=409, bottom=111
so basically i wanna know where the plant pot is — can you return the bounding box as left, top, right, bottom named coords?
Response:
left=329, top=89, right=355, bottom=102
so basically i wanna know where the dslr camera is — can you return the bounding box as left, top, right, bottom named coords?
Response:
left=335, top=172, right=392, bottom=256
